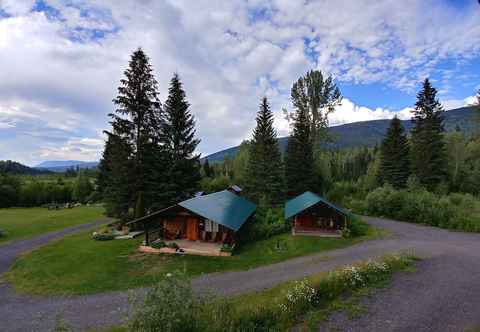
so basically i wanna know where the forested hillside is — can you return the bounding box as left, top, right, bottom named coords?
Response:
left=0, top=160, right=51, bottom=175
left=204, top=106, right=476, bottom=162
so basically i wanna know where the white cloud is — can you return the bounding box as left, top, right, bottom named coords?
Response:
left=0, top=0, right=479, bottom=164
left=0, top=0, right=35, bottom=15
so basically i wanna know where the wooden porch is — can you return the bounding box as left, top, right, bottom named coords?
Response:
left=139, top=239, right=231, bottom=257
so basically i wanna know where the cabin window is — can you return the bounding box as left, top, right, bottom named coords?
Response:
left=205, top=219, right=219, bottom=232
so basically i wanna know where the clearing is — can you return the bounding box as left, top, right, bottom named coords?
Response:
left=0, top=206, right=105, bottom=244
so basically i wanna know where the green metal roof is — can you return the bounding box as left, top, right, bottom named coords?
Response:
left=179, top=190, right=256, bottom=231
left=284, top=191, right=349, bottom=220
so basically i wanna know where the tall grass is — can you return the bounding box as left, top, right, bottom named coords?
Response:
left=127, top=254, right=416, bottom=332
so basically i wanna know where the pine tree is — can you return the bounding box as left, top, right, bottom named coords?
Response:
left=101, top=48, right=166, bottom=217
left=285, top=98, right=315, bottom=198
left=410, top=78, right=447, bottom=190
left=203, top=159, right=213, bottom=178
left=162, top=73, right=201, bottom=202
left=100, top=132, right=134, bottom=217
left=379, top=116, right=410, bottom=188
left=244, top=97, right=284, bottom=206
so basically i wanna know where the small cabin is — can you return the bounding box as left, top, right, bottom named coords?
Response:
left=285, top=191, right=349, bottom=237
left=131, top=189, right=256, bottom=256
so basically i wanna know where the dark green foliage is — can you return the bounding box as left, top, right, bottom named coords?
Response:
left=410, top=79, right=447, bottom=190
left=0, top=160, right=51, bottom=175
left=285, top=98, right=315, bottom=198
left=161, top=73, right=201, bottom=203
left=244, top=97, right=284, bottom=206
left=379, top=116, right=410, bottom=188
left=101, top=133, right=134, bottom=218
left=362, top=186, right=480, bottom=232
left=92, top=233, right=115, bottom=241
left=134, top=191, right=145, bottom=219
left=101, top=48, right=167, bottom=217
left=235, top=207, right=288, bottom=245
left=206, top=106, right=477, bottom=163
left=202, top=159, right=213, bottom=178
left=72, top=171, right=94, bottom=203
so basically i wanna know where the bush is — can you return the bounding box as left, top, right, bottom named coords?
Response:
left=236, top=207, right=288, bottom=244
left=92, top=233, right=115, bottom=241
left=362, top=186, right=480, bottom=232
left=348, top=216, right=369, bottom=237
left=151, top=240, right=166, bottom=249
left=168, top=242, right=179, bottom=250
left=129, top=273, right=201, bottom=332
left=220, top=243, right=234, bottom=253
left=0, top=228, right=4, bottom=238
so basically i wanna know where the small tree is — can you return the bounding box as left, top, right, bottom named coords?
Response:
left=73, top=172, right=93, bottom=203
left=244, top=97, right=284, bottom=206
left=379, top=116, right=410, bottom=188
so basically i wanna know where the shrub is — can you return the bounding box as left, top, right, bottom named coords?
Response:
left=92, top=233, right=115, bottom=241
left=362, top=186, right=480, bottom=232
left=168, top=242, right=179, bottom=250
left=236, top=207, right=288, bottom=244
left=348, top=216, right=369, bottom=237
left=220, top=243, right=234, bottom=253
left=151, top=241, right=166, bottom=249
left=327, top=181, right=361, bottom=206
left=0, top=228, right=4, bottom=238
left=129, top=273, right=201, bottom=332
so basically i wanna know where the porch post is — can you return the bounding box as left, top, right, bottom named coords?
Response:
left=145, top=223, right=149, bottom=245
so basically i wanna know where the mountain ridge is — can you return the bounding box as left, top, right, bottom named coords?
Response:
left=203, top=105, right=477, bottom=162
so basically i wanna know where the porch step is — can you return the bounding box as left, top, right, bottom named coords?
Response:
left=292, top=229, right=342, bottom=238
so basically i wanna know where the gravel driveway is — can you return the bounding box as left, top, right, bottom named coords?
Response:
left=1, top=216, right=479, bottom=331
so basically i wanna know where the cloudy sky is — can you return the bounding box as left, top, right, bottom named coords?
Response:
left=0, top=0, right=479, bottom=166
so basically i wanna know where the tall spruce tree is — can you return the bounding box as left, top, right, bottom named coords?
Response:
left=162, top=73, right=201, bottom=202
left=102, top=48, right=165, bottom=218
left=99, top=132, right=134, bottom=217
left=410, top=78, right=447, bottom=190
left=379, top=116, right=410, bottom=188
left=285, top=97, right=315, bottom=198
left=244, top=97, right=284, bottom=206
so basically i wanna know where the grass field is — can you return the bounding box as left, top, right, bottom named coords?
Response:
left=0, top=206, right=105, bottom=244
left=6, top=224, right=384, bottom=295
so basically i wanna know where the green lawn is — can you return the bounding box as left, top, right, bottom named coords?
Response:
left=0, top=206, right=105, bottom=244
left=6, top=224, right=384, bottom=295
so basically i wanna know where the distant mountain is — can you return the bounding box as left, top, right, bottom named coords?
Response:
left=0, top=160, right=52, bottom=175
left=204, top=106, right=478, bottom=162
left=35, top=160, right=99, bottom=172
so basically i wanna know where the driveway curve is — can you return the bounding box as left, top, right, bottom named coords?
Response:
left=1, top=216, right=479, bottom=331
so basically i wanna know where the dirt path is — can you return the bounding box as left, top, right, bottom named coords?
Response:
left=1, top=217, right=480, bottom=331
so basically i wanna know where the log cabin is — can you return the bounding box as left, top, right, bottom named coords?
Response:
left=130, top=189, right=256, bottom=256
left=285, top=191, right=349, bottom=237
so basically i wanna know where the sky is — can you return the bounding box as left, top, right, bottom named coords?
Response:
left=0, top=0, right=479, bottom=166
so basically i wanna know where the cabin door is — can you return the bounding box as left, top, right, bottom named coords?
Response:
left=186, top=218, right=199, bottom=241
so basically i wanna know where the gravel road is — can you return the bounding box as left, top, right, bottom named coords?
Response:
left=1, top=216, right=479, bottom=331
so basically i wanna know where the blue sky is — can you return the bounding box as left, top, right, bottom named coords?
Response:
left=0, top=0, right=479, bottom=166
